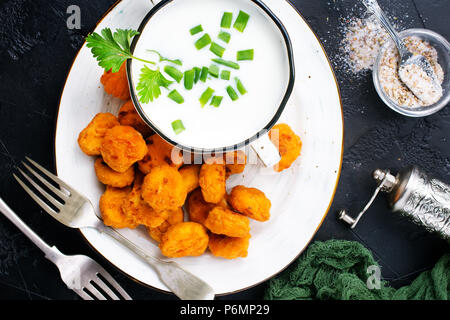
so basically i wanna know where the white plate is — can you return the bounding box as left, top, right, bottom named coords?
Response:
left=55, top=0, right=343, bottom=295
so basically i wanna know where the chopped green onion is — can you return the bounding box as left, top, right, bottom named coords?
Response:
left=221, top=12, right=233, bottom=28
left=171, top=120, right=185, bottom=134
left=168, top=90, right=184, bottom=104
left=210, top=96, right=223, bottom=107
left=184, top=69, right=195, bottom=90
left=147, top=50, right=182, bottom=65
left=235, top=77, right=247, bottom=95
left=237, top=49, right=254, bottom=61
left=218, top=31, right=231, bottom=43
left=195, top=33, right=211, bottom=50
left=210, top=42, right=225, bottom=58
left=199, top=87, right=215, bottom=107
left=209, top=64, right=219, bottom=78
left=190, top=24, right=203, bottom=35
left=211, top=58, right=240, bottom=70
left=194, top=67, right=201, bottom=84
left=226, top=86, right=239, bottom=101
left=200, top=67, right=209, bottom=82
left=220, top=70, right=231, bottom=80
left=164, top=65, right=183, bottom=83
left=234, top=10, right=250, bottom=32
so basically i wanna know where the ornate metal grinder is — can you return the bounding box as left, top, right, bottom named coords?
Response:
left=339, top=167, right=450, bottom=240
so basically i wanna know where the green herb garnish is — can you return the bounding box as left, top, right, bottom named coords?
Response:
left=221, top=12, right=233, bottom=28
left=200, top=67, right=209, bottom=82
left=235, top=77, right=247, bottom=94
left=220, top=70, right=231, bottom=80
left=226, top=85, right=239, bottom=101
left=147, top=50, right=182, bottom=65
left=171, top=120, right=186, bottom=134
left=195, top=34, right=212, bottom=50
left=168, top=90, right=184, bottom=104
left=190, top=25, right=203, bottom=36
left=184, top=69, right=195, bottom=90
left=210, top=42, right=226, bottom=58
left=136, top=66, right=172, bottom=103
left=237, top=49, right=254, bottom=61
left=218, top=31, right=231, bottom=44
left=209, top=64, right=220, bottom=78
left=193, top=67, right=201, bottom=84
left=210, top=96, right=223, bottom=107
left=211, top=58, right=240, bottom=70
left=200, top=87, right=215, bottom=107
left=164, top=65, right=183, bottom=83
left=234, top=11, right=250, bottom=32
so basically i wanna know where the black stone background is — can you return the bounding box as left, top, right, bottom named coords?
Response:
left=0, top=0, right=448, bottom=300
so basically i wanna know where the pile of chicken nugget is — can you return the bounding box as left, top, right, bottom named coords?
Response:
left=77, top=63, right=302, bottom=260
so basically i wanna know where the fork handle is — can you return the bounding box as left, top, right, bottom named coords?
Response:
left=0, top=198, right=63, bottom=263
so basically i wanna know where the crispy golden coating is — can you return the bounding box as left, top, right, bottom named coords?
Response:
left=138, top=134, right=183, bottom=174
left=100, top=125, right=147, bottom=173
left=94, top=157, right=135, bottom=188
left=99, top=186, right=137, bottom=229
left=118, top=100, right=153, bottom=137
left=208, top=233, right=251, bottom=259
left=187, top=189, right=215, bottom=225
left=224, top=150, right=247, bottom=178
left=141, top=165, right=187, bottom=212
left=228, top=185, right=271, bottom=222
left=122, top=174, right=169, bottom=228
left=269, top=123, right=302, bottom=172
left=78, top=113, right=120, bottom=156
left=147, top=208, right=184, bottom=242
left=100, top=63, right=130, bottom=100
left=204, top=206, right=250, bottom=238
left=199, top=158, right=226, bottom=204
left=179, top=165, right=200, bottom=193
left=159, top=222, right=209, bottom=258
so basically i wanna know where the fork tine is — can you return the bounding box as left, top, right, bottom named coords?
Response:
left=13, top=174, right=60, bottom=219
left=83, top=283, right=107, bottom=300
left=17, top=168, right=63, bottom=210
left=74, top=289, right=94, bottom=300
left=97, top=270, right=132, bottom=300
left=22, top=162, right=69, bottom=199
left=25, top=157, right=75, bottom=195
left=91, top=274, right=120, bottom=300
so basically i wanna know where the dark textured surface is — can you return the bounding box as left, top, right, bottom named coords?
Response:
left=0, top=0, right=448, bottom=300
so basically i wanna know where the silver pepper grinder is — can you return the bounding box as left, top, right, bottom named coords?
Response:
left=339, top=167, right=450, bottom=240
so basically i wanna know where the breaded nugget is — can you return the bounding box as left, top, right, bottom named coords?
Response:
left=199, top=158, right=226, bottom=204
left=147, top=208, right=184, bottom=242
left=141, top=165, right=187, bottom=212
left=122, top=174, right=169, bottom=228
left=179, top=165, right=200, bottom=193
left=138, top=134, right=183, bottom=174
left=118, top=100, right=153, bottom=137
left=99, top=186, right=137, bottom=229
left=228, top=185, right=271, bottom=222
left=224, top=150, right=247, bottom=178
left=208, top=233, right=251, bottom=259
left=100, top=63, right=130, bottom=100
left=269, top=123, right=302, bottom=172
left=100, top=126, right=147, bottom=173
left=159, top=222, right=209, bottom=258
left=187, top=188, right=215, bottom=225
left=204, top=206, right=250, bottom=238
left=94, top=157, right=135, bottom=188
left=78, top=113, right=119, bottom=156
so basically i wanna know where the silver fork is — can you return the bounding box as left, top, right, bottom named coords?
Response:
left=0, top=197, right=131, bottom=300
left=14, top=157, right=215, bottom=300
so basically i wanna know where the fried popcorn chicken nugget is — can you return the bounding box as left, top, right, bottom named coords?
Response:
left=159, top=222, right=209, bottom=258
left=208, top=233, right=251, bottom=259
left=147, top=207, right=184, bottom=242
left=179, top=165, right=200, bottom=193
left=78, top=113, right=120, bottom=156
left=187, top=188, right=215, bottom=225
left=224, top=150, right=247, bottom=178
left=99, top=186, right=137, bottom=229
left=138, top=134, right=183, bottom=174
left=204, top=206, right=250, bottom=238
left=269, top=123, right=302, bottom=172
left=228, top=185, right=271, bottom=222
left=100, top=126, right=147, bottom=173
left=100, top=63, right=130, bottom=100
left=118, top=100, right=153, bottom=137
left=199, top=158, right=226, bottom=204
left=122, top=174, right=169, bottom=228
left=94, top=157, right=135, bottom=188
left=141, top=165, right=187, bottom=212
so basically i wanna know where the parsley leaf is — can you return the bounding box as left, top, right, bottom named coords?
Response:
left=86, top=28, right=153, bottom=72
left=136, top=66, right=173, bottom=103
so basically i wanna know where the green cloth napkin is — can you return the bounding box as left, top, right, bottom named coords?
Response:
left=264, top=240, right=449, bottom=300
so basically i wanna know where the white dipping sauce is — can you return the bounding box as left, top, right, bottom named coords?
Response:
left=130, top=0, right=290, bottom=149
